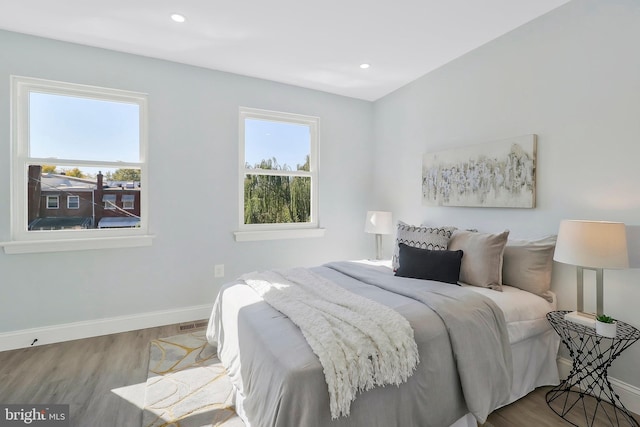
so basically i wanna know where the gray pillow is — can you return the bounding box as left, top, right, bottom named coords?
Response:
left=448, top=229, right=510, bottom=290
left=392, top=222, right=456, bottom=270
left=502, top=236, right=556, bottom=302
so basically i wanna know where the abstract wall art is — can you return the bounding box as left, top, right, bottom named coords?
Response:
left=422, top=135, right=537, bottom=208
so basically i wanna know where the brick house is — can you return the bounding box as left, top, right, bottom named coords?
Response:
left=27, top=166, right=141, bottom=230
left=95, top=173, right=141, bottom=229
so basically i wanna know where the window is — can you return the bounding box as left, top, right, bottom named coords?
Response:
left=46, top=195, right=59, bottom=209
left=236, top=107, right=322, bottom=241
left=67, top=195, right=80, bottom=209
left=2, top=76, right=151, bottom=254
left=122, top=195, right=135, bottom=210
left=103, top=195, right=117, bottom=210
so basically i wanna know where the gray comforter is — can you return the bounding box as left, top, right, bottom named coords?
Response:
left=208, top=261, right=512, bottom=427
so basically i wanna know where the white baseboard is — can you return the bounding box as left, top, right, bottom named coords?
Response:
left=0, top=304, right=212, bottom=352
left=557, top=357, right=640, bottom=415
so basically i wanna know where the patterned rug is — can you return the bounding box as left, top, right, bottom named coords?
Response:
left=143, top=331, right=245, bottom=427
left=143, top=331, right=493, bottom=427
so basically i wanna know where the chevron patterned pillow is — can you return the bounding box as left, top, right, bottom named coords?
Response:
left=392, top=222, right=456, bottom=270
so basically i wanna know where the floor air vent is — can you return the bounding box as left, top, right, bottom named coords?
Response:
left=179, top=320, right=208, bottom=331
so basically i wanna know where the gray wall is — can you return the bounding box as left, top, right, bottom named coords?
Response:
left=373, top=0, right=640, bottom=387
left=2, top=0, right=640, bottom=394
left=0, top=31, right=374, bottom=333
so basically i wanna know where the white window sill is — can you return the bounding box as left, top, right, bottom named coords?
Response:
left=234, top=228, right=326, bottom=242
left=1, top=235, right=155, bottom=254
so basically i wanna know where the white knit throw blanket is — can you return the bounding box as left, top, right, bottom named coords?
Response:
left=241, top=268, right=419, bottom=419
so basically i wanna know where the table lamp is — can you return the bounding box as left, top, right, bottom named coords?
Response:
left=365, top=211, right=393, bottom=260
left=553, top=220, right=628, bottom=325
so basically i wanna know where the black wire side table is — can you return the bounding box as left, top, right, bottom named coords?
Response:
left=546, top=310, right=640, bottom=427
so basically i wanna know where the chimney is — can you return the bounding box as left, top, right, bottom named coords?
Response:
left=95, top=171, right=104, bottom=226
left=28, top=165, right=42, bottom=224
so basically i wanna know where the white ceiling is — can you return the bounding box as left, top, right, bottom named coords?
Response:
left=0, top=0, right=570, bottom=101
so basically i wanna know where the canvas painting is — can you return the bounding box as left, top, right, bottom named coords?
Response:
left=422, top=135, right=537, bottom=208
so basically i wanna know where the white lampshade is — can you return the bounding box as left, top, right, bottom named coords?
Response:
left=554, top=220, right=629, bottom=269
left=365, top=211, right=393, bottom=235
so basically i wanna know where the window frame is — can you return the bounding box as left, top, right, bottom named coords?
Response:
left=103, top=195, right=117, bottom=210
left=46, top=195, right=60, bottom=210
left=236, top=107, right=322, bottom=241
left=2, top=76, right=152, bottom=254
left=67, top=195, right=80, bottom=210
left=122, top=195, right=135, bottom=210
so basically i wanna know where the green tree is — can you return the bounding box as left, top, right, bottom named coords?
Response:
left=297, top=155, right=310, bottom=172
left=244, top=157, right=311, bottom=225
left=108, top=169, right=141, bottom=181
left=62, top=167, right=85, bottom=178
left=42, top=165, right=57, bottom=173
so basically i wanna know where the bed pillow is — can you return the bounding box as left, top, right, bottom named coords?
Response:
left=395, top=243, right=464, bottom=284
left=502, top=236, right=556, bottom=303
left=448, top=229, right=509, bottom=291
left=392, top=222, right=456, bottom=270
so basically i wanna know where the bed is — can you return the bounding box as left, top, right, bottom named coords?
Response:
left=206, top=227, right=561, bottom=427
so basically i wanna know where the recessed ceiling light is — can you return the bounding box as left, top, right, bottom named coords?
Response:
left=360, top=63, right=371, bottom=69
left=171, top=13, right=186, bottom=23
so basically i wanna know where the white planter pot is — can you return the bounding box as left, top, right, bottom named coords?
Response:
left=596, top=320, right=617, bottom=338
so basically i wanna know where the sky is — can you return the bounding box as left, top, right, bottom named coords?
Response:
left=29, top=91, right=140, bottom=177
left=28, top=91, right=310, bottom=176
left=244, top=118, right=310, bottom=170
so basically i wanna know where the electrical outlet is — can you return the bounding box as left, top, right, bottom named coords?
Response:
left=214, top=264, right=225, bottom=278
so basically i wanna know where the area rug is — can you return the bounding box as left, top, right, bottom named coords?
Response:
left=143, top=331, right=495, bottom=427
left=142, top=330, right=244, bottom=427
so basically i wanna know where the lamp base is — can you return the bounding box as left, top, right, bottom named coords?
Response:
left=564, top=311, right=596, bottom=328
left=374, top=233, right=383, bottom=260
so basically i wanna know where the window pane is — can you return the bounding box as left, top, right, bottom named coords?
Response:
left=68, top=196, right=80, bottom=209
left=245, top=119, right=310, bottom=171
left=27, top=165, right=141, bottom=231
left=122, top=194, right=135, bottom=210
left=103, top=194, right=117, bottom=210
left=29, top=92, right=140, bottom=162
left=244, top=175, right=311, bottom=224
left=46, top=196, right=59, bottom=209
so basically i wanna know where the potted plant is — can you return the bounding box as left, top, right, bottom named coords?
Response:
left=596, top=314, right=617, bottom=338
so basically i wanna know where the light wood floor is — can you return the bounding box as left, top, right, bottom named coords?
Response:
left=1, top=324, right=637, bottom=427
left=0, top=323, right=182, bottom=427
left=487, top=385, right=640, bottom=427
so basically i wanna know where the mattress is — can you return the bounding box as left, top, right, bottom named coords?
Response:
left=208, top=261, right=559, bottom=427
left=463, top=282, right=557, bottom=344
